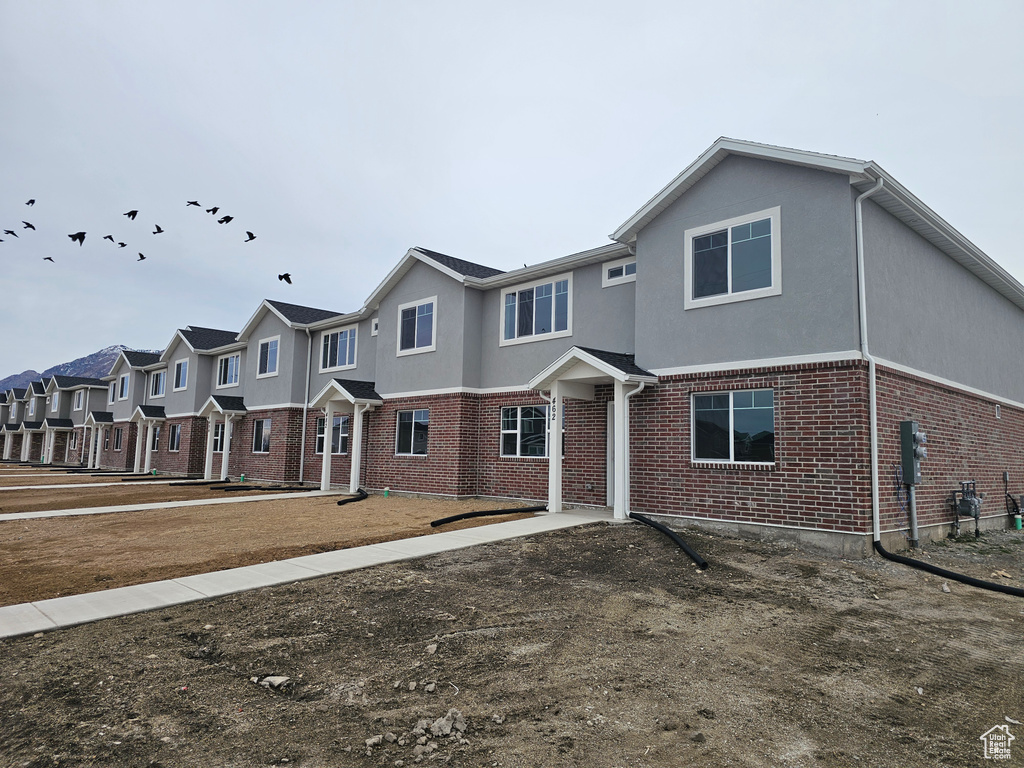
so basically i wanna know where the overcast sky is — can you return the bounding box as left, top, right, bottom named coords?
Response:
left=2, top=0, right=1022, bottom=377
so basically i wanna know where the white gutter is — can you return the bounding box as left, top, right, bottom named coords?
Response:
left=623, top=381, right=646, bottom=514
left=298, top=328, right=312, bottom=483
left=855, top=177, right=884, bottom=541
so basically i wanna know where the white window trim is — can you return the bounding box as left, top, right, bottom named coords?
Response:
left=371, top=317, right=379, bottom=337
left=499, top=273, right=573, bottom=347
left=252, top=417, right=271, bottom=453
left=256, top=335, right=281, bottom=379
left=118, top=373, right=130, bottom=401
left=108, top=383, right=117, bottom=404
left=168, top=423, right=182, bottom=452
left=396, top=296, right=437, bottom=357
left=314, top=414, right=350, bottom=455
left=395, top=408, right=430, bottom=456
left=601, top=256, right=637, bottom=288
left=499, top=405, right=549, bottom=459
left=683, top=206, right=782, bottom=310
left=150, top=369, right=167, bottom=399
left=113, top=427, right=123, bottom=452
left=73, top=391, right=84, bottom=411
left=173, top=359, right=189, bottom=392
left=690, top=389, right=775, bottom=466
left=28, top=399, right=35, bottom=417
left=216, top=352, right=241, bottom=389
left=50, top=393, right=59, bottom=413
left=319, top=325, right=358, bottom=373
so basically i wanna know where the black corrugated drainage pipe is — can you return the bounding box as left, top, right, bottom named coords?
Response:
left=337, top=487, right=369, bottom=506
left=873, top=540, right=1024, bottom=598
left=431, top=505, right=547, bottom=527
left=629, top=512, right=709, bottom=570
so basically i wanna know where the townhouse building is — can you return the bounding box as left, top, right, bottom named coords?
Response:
left=10, top=138, right=1023, bottom=554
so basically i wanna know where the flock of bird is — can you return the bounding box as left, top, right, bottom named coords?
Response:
left=2, top=198, right=289, bottom=282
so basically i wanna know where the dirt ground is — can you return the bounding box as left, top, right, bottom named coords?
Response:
left=2, top=514, right=1023, bottom=767
left=0, top=495, right=535, bottom=606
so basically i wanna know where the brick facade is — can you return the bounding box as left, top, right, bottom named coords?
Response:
left=217, top=408, right=305, bottom=482
left=96, top=423, right=138, bottom=471
left=145, top=417, right=208, bottom=476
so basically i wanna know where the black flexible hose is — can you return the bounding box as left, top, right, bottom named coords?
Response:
left=628, top=512, right=709, bottom=570
left=337, top=487, right=369, bottom=506
left=873, top=540, right=1024, bottom=598
left=430, top=504, right=547, bottom=527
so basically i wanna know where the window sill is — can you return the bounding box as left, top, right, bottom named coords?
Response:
left=216, top=383, right=240, bottom=390
left=690, top=460, right=775, bottom=471
left=319, top=364, right=356, bottom=374
left=396, top=346, right=435, bottom=358
left=394, top=452, right=429, bottom=458
left=498, top=455, right=548, bottom=461
left=499, top=329, right=572, bottom=348
left=255, top=372, right=279, bottom=380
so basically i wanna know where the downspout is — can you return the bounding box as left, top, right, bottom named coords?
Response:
left=623, top=380, right=646, bottom=514
left=855, top=177, right=884, bottom=544
left=299, top=328, right=312, bottom=483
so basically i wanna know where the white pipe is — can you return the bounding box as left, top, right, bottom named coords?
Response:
left=623, top=380, right=646, bottom=514
left=299, top=328, right=312, bottom=483
left=855, top=177, right=884, bottom=542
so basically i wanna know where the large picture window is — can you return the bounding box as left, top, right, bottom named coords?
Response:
left=217, top=353, right=240, bottom=388
left=684, top=207, right=781, bottom=309
left=253, top=418, right=271, bottom=453
left=321, top=327, right=357, bottom=371
left=692, top=389, right=775, bottom=464
left=395, top=409, right=429, bottom=455
left=315, top=415, right=350, bottom=454
left=500, top=405, right=548, bottom=457
left=397, top=298, right=436, bottom=355
left=501, top=275, right=571, bottom=345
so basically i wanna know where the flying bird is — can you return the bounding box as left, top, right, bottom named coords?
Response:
left=244, top=231, right=256, bottom=242
left=26, top=199, right=35, bottom=206
left=123, top=210, right=138, bottom=220
left=43, top=257, right=54, bottom=262
left=68, top=231, right=86, bottom=245
left=186, top=201, right=200, bottom=207
left=3, top=230, right=17, bottom=237
left=22, top=221, right=35, bottom=230
left=117, top=242, right=126, bottom=248
left=218, top=215, right=233, bottom=224
left=153, top=224, right=164, bottom=234
left=137, top=253, right=146, bottom=261
left=103, top=235, right=115, bottom=242
left=206, top=206, right=219, bottom=215
left=278, top=273, right=292, bottom=284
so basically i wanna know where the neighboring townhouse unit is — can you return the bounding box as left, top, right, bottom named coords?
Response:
left=92, top=350, right=163, bottom=471
left=41, top=375, right=108, bottom=464
left=1, top=388, right=27, bottom=460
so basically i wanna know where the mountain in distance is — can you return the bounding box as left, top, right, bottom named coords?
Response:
left=0, top=345, right=162, bottom=392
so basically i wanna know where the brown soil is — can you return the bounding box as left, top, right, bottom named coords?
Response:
left=0, top=472, right=148, bottom=487
left=1, top=496, right=1023, bottom=766
left=0, top=495, right=534, bottom=606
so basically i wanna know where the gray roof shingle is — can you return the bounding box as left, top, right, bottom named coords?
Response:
left=576, top=347, right=655, bottom=379
left=211, top=395, right=247, bottom=413
left=415, top=248, right=504, bottom=279
left=137, top=405, right=166, bottom=419
left=181, top=326, right=240, bottom=351
left=333, top=379, right=383, bottom=402
left=90, top=411, right=114, bottom=423
left=51, top=375, right=107, bottom=389
left=43, top=418, right=74, bottom=428
left=123, top=351, right=163, bottom=367
left=30, top=381, right=46, bottom=395
left=266, top=299, right=344, bottom=325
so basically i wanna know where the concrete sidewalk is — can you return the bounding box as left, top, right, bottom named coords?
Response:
left=0, top=509, right=608, bottom=639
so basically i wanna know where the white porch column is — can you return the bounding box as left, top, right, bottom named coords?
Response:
left=220, top=415, right=232, bottom=481
left=613, top=379, right=627, bottom=520
left=87, top=426, right=97, bottom=468
left=547, top=382, right=563, bottom=514
left=204, top=415, right=216, bottom=480
left=21, top=433, right=30, bottom=461
left=64, top=431, right=71, bottom=463
left=92, top=427, right=102, bottom=469
left=320, top=402, right=335, bottom=491
left=349, top=404, right=366, bottom=494
left=2, top=433, right=11, bottom=460
left=143, top=421, right=155, bottom=473
left=133, top=424, right=144, bottom=473
left=43, top=429, right=53, bottom=464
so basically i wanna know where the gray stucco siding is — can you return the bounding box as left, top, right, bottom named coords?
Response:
left=242, top=315, right=306, bottom=408
left=864, top=200, right=1024, bottom=403
left=633, top=155, right=860, bottom=372
left=308, top=317, right=377, bottom=402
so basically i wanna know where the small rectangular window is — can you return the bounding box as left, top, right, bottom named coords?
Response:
left=103, top=429, right=110, bottom=450
left=212, top=422, right=225, bottom=452
left=50, top=394, right=59, bottom=413
left=603, top=257, right=637, bottom=287
left=28, top=399, right=35, bottom=416
left=395, top=409, right=429, bottom=455
left=693, top=389, right=775, bottom=464
left=150, top=370, right=166, bottom=397
left=109, top=383, right=116, bottom=404
left=113, top=427, right=123, bottom=451
left=315, top=415, right=350, bottom=454
left=258, top=338, right=279, bottom=377
left=253, top=418, right=271, bottom=453
left=74, top=391, right=84, bottom=411
left=168, top=424, right=182, bottom=452
left=174, top=359, right=189, bottom=390
left=70, top=431, right=78, bottom=450
left=152, top=426, right=161, bottom=452
left=397, top=299, right=436, bottom=355
left=118, top=373, right=130, bottom=400
left=217, top=354, right=240, bottom=387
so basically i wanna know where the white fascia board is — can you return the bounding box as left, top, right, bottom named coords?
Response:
left=309, top=380, right=383, bottom=409
left=465, top=243, right=629, bottom=290
left=199, top=340, right=247, bottom=356
left=528, top=347, right=657, bottom=391
left=236, top=300, right=288, bottom=341
left=106, top=351, right=132, bottom=377
left=307, top=309, right=363, bottom=332
left=159, top=330, right=194, bottom=362
left=360, top=249, right=426, bottom=313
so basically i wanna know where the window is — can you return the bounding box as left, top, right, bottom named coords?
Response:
left=109, top=383, right=116, bottom=404
left=28, top=399, right=35, bottom=417
left=103, top=429, right=110, bottom=450
left=397, top=297, right=436, bottom=355
left=395, top=409, right=429, bottom=455
left=70, top=431, right=78, bottom=451
left=50, top=394, right=59, bottom=413
left=320, top=326, right=357, bottom=371
left=253, top=418, right=271, bottom=453
left=113, top=427, right=123, bottom=451
left=118, top=373, right=130, bottom=400
left=168, top=424, right=181, bottom=452
left=74, top=391, right=84, bottom=411
left=315, top=415, right=350, bottom=454
left=684, top=207, right=781, bottom=309
left=152, top=426, right=161, bottom=451
left=150, top=370, right=166, bottom=398
left=371, top=318, right=379, bottom=336
left=217, top=353, right=240, bottom=388
left=602, top=257, right=637, bottom=288
left=692, top=389, right=775, bottom=464
left=501, top=275, right=571, bottom=345
left=173, top=359, right=189, bottom=391
left=257, top=337, right=279, bottom=377
left=212, top=422, right=226, bottom=452
left=500, top=405, right=548, bottom=458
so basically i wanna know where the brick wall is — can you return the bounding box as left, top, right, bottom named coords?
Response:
left=97, top=423, right=138, bottom=471
left=226, top=408, right=305, bottom=482
left=301, top=409, right=357, bottom=487
left=146, top=417, right=208, bottom=476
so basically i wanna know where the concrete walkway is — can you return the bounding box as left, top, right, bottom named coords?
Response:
left=0, top=509, right=608, bottom=639
left=0, top=479, right=191, bottom=492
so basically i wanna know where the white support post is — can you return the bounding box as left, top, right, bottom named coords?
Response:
left=204, top=415, right=216, bottom=480
left=133, top=424, right=144, bottom=473
left=92, top=427, right=102, bottom=469
left=87, top=426, right=97, bottom=468
left=547, top=382, right=563, bottom=514
left=143, top=421, right=155, bottom=473
left=21, top=432, right=30, bottom=461
left=2, top=432, right=11, bottom=460
left=42, top=429, right=51, bottom=464
left=321, top=402, right=335, bottom=491
left=349, top=404, right=365, bottom=494
left=613, top=379, right=627, bottom=520
left=220, top=416, right=232, bottom=481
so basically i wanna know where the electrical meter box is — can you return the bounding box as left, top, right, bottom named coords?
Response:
left=900, top=420, right=927, bottom=485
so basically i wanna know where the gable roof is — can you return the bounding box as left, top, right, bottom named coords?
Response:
left=529, top=346, right=657, bottom=392
left=199, top=394, right=247, bottom=416
left=30, top=380, right=46, bottom=395
left=48, top=375, right=107, bottom=391
left=611, top=136, right=1024, bottom=313
left=123, top=351, right=163, bottom=367
left=131, top=404, right=166, bottom=421
left=236, top=299, right=347, bottom=340
left=415, top=248, right=504, bottom=279
left=310, top=378, right=384, bottom=409
left=86, top=411, right=114, bottom=425
left=180, top=326, right=240, bottom=351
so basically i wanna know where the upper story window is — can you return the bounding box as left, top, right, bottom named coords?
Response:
left=692, top=389, right=775, bottom=464
left=50, top=393, right=59, bottom=413
left=684, top=207, right=781, bottom=310
left=108, top=383, right=116, bottom=404
left=602, top=257, right=637, bottom=288
left=217, top=353, right=240, bottom=388
left=321, top=326, right=357, bottom=371
left=500, top=274, right=571, bottom=346
left=150, top=370, right=166, bottom=398
left=173, top=359, right=189, bottom=391
left=73, top=390, right=84, bottom=411
left=118, top=373, right=130, bottom=400
left=28, top=399, right=35, bottom=417
left=397, top=297, right=436, bottom=356
left=257, top=336, right=280, bottom=378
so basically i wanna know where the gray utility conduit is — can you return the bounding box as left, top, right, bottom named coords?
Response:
left=628, top=512, right=709, bottom=570
left=337, top=488, right=369, bottom=506
left=431, top=505, right=547, bottom=528
left=873, top=540, right=1024, bottom=598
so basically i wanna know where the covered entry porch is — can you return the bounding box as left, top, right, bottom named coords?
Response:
left=309, top=378, right=383, bottom=492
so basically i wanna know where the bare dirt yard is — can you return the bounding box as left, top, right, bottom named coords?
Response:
left=2, top=507, right=1023, bottom=768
